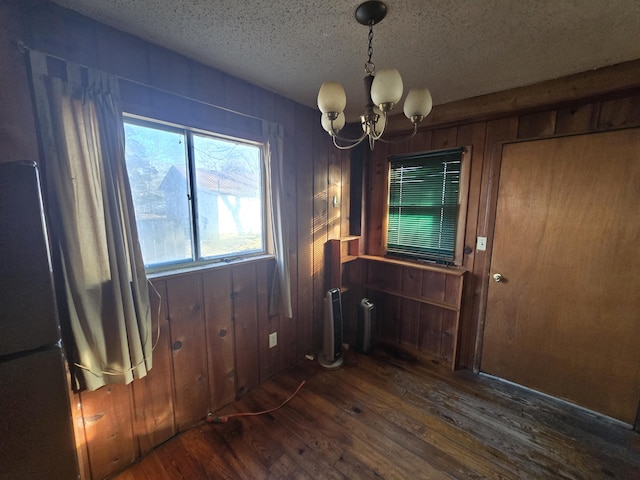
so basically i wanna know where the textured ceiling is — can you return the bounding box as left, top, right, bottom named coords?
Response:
left=52, top=0, right=640, bottom=121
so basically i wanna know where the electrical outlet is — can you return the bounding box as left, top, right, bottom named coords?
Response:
left=269, top=332, right=278, bottom=349
left=476, top=236, right=487, bottom=251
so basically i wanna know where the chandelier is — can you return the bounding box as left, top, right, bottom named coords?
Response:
left=317, top=1, right=433, bottom=150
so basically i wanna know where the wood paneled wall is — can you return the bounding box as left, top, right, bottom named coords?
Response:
left=364, top=77, right=640, bottom=372
left=3, top=1, right=640, bottom=478
left=1, top=2, right=351, bottom=478
left=0, top=1, right=40, bottom=162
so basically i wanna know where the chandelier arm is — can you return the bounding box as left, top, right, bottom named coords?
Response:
left=332, top=134, right=368, bottom=150
left=331, top=128, right=368, bottom=145
left=368, top=109, right=389, bottom=140
left=377, top=123, right=419, bottom=144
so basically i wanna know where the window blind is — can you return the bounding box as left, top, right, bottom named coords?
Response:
left=387, top=148, right=464, bottom=264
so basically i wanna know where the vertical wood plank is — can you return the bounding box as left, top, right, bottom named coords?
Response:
left=132, top=280, right=176, bottom=455
left=445, top=275, right=464, bottom=369
left=223, top=75, right=255, bottom=116
left=598, top=94, right=640, bottom=129
left=96, top=24, right=149, bottom=85
left=70, top=391, right=92, bottom=480
left=555, top=103, right=600, bottom=134
left=232, top=263, right=260, bottom=397
left=249, top=82, right=276, bottom=122
left=421, top=271, right=446, bottom=302
left=79, top=384, right=137, bottom=480
left=148, top=88, right=193, bottom=130
left=187, top=61, right=225, bottom=108
left=419, top=271, right=446, bottom=357
left=278, top=97, right=299, bottom=367
left=456, top=122, right=487, bottom=368
left=349, top=144, right=367, bottom=240
left=444, top=276, right=462, bottom=306
left=517, top=111, right=556, bottom=138
left=256, top=259, right=280, bottom=383
left=366, top=141, right=389, bottom=255
left=342, top=291, right=361, bottom=345
left=312, top=119, right=330, bottom=352
left=147, top=45, right=191, bottom=98
left=187, top=100, right=228, bottom=138
left=340, top=150, right=351, bottom=237
left=119, top=80, right=154, bottom=116
left=440, top=310, right=458, bottom=365
left=28, top=3, right=99, bottom=68
left=0, top=1, right=39, bottom=162
left=202, top=268, right=236, bottom=412
left=294, top=104, right=315, bottom=356
left=166, top=275, right=209, bottom=430
left=377, top=264, right=402, bottom=341
left=399, top=267, right=422, bottom=347
left=431, top=127, right=458, bottom=149
left=327, top=150, right=342, bottom=239
left=408, top=128, right=433, bottom=153
left=419, top=304, right=444, bottom=357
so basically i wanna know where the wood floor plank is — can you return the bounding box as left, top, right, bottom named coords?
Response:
left=283, top=360, right=521, bottom=479
left=240, top=388, right=348, bottom=480
left=356, top=356, right=556, bottom=478
left=325, top=365, right=512, bottom=479
left=113, top=344, right=640, bottom=480
left=367, top=345, right=640, bottom=479
left=270, top=370, right=456, bottom=480
left=177, top=425, right=258, bottom=479
left=114, top=453, right=171, bottom=480
left=153, top=430, right=211, bottom=479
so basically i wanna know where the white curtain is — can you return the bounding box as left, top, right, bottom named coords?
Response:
left=30, top=51, right=152, bottom=391
left=263, top=122, right=293, bottom=318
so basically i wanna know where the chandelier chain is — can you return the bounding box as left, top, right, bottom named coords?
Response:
left=364, top=22, right=375, bottom=75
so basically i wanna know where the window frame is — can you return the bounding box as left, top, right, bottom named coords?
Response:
left=383, top=146, right=471, bottom=266
left=123, top=113, right=270, bottom=273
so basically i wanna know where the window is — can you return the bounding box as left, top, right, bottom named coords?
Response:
left=124, top=116, right=265, bottom=269
left=386, top=147, right=467, bottom=265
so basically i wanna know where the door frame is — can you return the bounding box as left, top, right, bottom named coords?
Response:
left=471, top=127, right=640, bottom=431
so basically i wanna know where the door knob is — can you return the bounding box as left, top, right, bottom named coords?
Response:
left=492, top=273, right=504, bottom=283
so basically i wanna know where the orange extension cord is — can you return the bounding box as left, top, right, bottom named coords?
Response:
left=206, top=380, right=306, bottom=424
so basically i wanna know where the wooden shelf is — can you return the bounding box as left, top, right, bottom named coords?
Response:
left=363, top=282, right=460, bottom=311
left=342, top=255, right=358, bottom=264
left=358, top=255, right=466, bottom=371
left=325, top=246, right=467, bottom=370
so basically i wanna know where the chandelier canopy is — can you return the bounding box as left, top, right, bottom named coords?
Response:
left=317, top=1, right=433, bottom=150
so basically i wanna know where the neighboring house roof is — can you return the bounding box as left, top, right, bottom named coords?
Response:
left=160, top=165, right=259, bottom=197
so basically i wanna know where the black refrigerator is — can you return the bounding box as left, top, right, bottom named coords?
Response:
left=0, top=161, right=79, bottom=479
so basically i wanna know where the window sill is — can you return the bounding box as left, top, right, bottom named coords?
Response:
left=147, top=254, right=275, bottom=281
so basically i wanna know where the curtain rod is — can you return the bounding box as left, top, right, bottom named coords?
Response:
left=18, top=41, right=274, bottom=125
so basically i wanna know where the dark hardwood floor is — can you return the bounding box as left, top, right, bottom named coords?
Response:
left=113, top=344, right=640, bottom=479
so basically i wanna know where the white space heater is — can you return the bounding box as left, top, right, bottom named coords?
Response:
left=319, top=288, right=343, bottom=369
